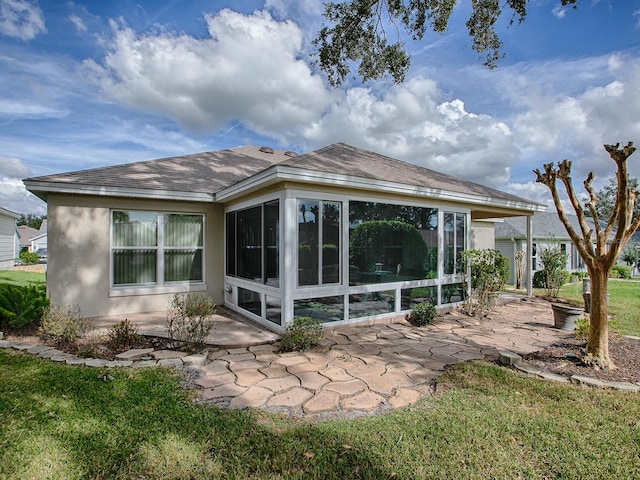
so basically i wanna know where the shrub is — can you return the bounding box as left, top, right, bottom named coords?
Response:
left=38, top=304, right=90, bottom=348
left=537, top=242, right=569, bottom=298
left=19, top=250, right=39, bottom=265
left=107, top=318, right=140, bottom=351
left=280, top=317, right=323, bottom=352
left=532, top=269, right=570, bottom=294
left=406, top=302, right=437, bottom=326
left=0, top=283, right=48, bottom=329
left=460, top=249, right=508, bottom=317
left=167, top=292, right=215, bottom=350
left=575, top=316, right=617, bottom=339
left=611, top=265, right=631, bottom=279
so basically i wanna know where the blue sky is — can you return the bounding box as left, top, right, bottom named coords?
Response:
left=1, top=0, right=639, bottom=215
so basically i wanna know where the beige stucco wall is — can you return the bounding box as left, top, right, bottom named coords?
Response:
left=46, top=194, right=224, bottom=318
left=470, top=220, right=495, bottom=250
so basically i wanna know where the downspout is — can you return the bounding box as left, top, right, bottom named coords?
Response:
left=526, top=214, right=533, bottom=297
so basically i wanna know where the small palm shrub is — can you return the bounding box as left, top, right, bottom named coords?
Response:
left=0, top=283, right=49, bottom=329
left=280, top=317, right=323, bottom=352
left=38, top=304, right=91, bottom=348
left=107, top=318, right=140, bottom=351
left=406, top=302, right=437, bottom=326
left=166, top=292, right=215, bottom=350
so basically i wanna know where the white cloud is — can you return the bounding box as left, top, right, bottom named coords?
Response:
left=552, top=4, right=568, bottom=19
left=0, top=99, right=68, bottom=120
left=68, top=14, right=87, bottom=33
left=511, top=56, right=640, bottom=185
left=0, top=155, right=31, bottom=177
left=87, top=9, right=333, bottom=136
left=0, top=177, right=45, bottom=214
left=0, top=157, right=43, bottom=214
left=0, top=0, right=45, bottom=40
left=299, top=77, right=517, bottom=187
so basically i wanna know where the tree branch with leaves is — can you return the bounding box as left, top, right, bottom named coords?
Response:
left=313, top=0, right=578, bottom=86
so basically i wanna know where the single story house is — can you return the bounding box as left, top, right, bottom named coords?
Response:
left=495, top=212, right=598, bottom=284
left=18, top=225, right=38, bottom=251
left=0, top=206, right=20, bottom=270
left=29, top=219, right=48, bottom=253
left=24, top=143, right=544, bottom=331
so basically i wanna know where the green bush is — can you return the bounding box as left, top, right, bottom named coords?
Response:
left=611, top=265, right=631, bottom=279
left=406, top=302, right=437, bottom=326
left=19, top=250, right=39, bottom=265
left=107, top=318, right=140, bottom=351
left=38, top=304, right=90, bottom=348
left=280, top=317, right=323, bottom=352
left=532, top=270, right=570, bottom=291
left=166, top=292, right=215, bottom=350
left=0, top=283, right=48, bottom=329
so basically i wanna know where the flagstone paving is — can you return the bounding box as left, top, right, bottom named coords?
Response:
left=3, top=296, right=610, bottom=418
left=191, top=296, right=573, bottom=417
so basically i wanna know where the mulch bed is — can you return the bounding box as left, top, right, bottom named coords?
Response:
left=523, top=335, right=640, bottom=383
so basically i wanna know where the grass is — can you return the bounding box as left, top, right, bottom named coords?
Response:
left=0, top=269, right=46, bottom=287
left=1, top=350, right=639, bottom=479
left=557, top=279, right=640, bottom=336
left=1, top=269, right=639, bottom=477
left=506, top=278, right=640, bottom=337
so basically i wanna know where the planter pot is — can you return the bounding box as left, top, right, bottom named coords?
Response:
left=551, top=303, right=583, bottom=330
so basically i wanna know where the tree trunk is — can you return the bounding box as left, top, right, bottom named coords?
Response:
left=586, top=266, right=614, bottom=369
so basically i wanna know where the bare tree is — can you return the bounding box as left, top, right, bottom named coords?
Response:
left=534, top=142, right=638, bottom=369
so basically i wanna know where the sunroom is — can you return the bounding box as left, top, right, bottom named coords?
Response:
left=220, top=143, right=543, bottom=332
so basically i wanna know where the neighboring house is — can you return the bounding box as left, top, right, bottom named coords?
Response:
left=0, top=206, right=20, bottom=270
left=18, top=225, right=39, bottom=251
left=29, top=219, right=48, bottom=253
left=495, top=212, right=599, bottom=285
left=24, top=143, right=544, bottom=331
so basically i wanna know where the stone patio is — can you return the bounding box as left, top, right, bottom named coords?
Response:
left=1, top=295, right=582, bottom=418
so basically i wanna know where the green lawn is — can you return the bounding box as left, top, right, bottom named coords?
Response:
left=0, top=350, right=638, bottom=479
left=557, top=279, right=640, bottom=336
left=0, top=269, right=46, bottom=287
left=1, top=270, right=639, bottom=478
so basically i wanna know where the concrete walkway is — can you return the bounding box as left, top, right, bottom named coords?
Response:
left=88, top=306, right=280, bottom=348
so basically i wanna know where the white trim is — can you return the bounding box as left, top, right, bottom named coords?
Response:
left=24, top=181, right=214, bottom=203
left=109, top=283, right=207, bottom=298
left=215, top=165, right=545, bottom=213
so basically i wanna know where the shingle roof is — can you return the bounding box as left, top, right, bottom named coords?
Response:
left=277, top=143, right=534, bottom=206
left=495, top=212, right=598, bottom=240
left=25, top=146, right=290, bottom=195
left=25, top=142, right=542, bottom=210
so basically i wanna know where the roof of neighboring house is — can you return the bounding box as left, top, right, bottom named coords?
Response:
left=24, top=143, right=545, bottom=215
left=0, top=206, right=19, bottom=219
left=495, top=212, right=599, bottom=240
left=18, top=225, right=39, bottom=247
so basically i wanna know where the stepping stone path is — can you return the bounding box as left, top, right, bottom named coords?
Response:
left=2, top=297, right=637, bottom=418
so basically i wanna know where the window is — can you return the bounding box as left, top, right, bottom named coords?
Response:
left=226, top=200, right=280, bottom=286
left=444, top=212, right=466, bottom=275
left=112, top=211, right=203, bottom=286
left=349, top=201, right=438, bottom=285
left=298, top=199, right=341, bottom=287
